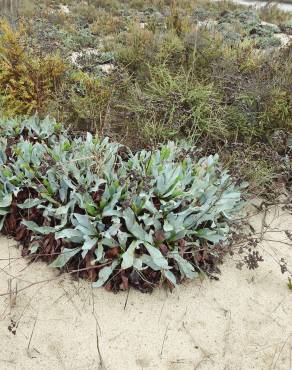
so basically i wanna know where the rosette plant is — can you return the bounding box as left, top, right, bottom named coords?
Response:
left=0, top=116, right=243, bottom=292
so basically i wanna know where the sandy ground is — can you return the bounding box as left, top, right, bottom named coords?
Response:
left=214, top=0, right=292, bottom=12
left=0, top=204, right=292, bottom=370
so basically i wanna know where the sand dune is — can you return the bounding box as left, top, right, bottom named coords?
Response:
left=0, top=204, right=291, bottom=370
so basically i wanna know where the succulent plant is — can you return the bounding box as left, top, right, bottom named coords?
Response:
left=0, top=116, right=244, bottom=292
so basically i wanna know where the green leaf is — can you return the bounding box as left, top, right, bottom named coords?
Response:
left=101, top=236, right=117, bottom=247
left=117, top=230, right=129, bottom=248
left=141, top=254, right=161, bottom=271
left=0, top=193, right=12, bottom=208
left=92, top=260, right=119, bottom=288
left=74, top=213, right=97, bottom=236
left=94, top=242, right=104, bottom=262
left=82, top=237, right=98, bottom=251
left=55, top=228, right=84, bottom=243
left=29, top=242, right=40, bottom=253
left=50, top=247, right=81, bottom=268
left=17, top=198, right=43, bottom=209
left=86, top=203, right=98, bottom=216
left=0, top=209, right=9, bottom=216
left=40, top=192, right=60, bottom=205
left=164, top=270, right=177, bottom=286
left=0, top=215, right=6, bottom=230
left=123, top=208, right=152, bottom=243
left=133, top=257, right=143, bottom=270
left=22, top=220, right=55, bottom=235
left=82, top=237, right=98, bottom=258
left=170, top=251, right=197, bottom=279
left=144, top=242, right=168, bottom=269
left=121, top=240, right=139, bottom=269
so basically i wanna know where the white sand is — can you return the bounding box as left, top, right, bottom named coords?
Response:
left=213, top=0, right=292, bottom=12
left=0, top=205, right=292, bottom=370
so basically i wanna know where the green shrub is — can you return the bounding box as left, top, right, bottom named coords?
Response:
left=0, top=116, right=243, bottom=292
left=47, top=70, right=112, bottom=132
left=115, top=23, right=187, bottom=77
left=125, top=65, right=228, bottom=143
left=113, top=11, right=291, bottom=146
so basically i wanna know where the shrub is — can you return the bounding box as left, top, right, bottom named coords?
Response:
left=0, top=21, right=110, bottom=131
left=0, top=116, right=243, bottom=292
left=115, top=24, right=187, bottom=77
left=114, top=11, right=291, bottom=146
left=0, top=20, right=67, bottom=117
left=48, top=71, right=112, bottom=132
left=259, top=4, right=292, bottom=25
left=208, top=43, right=292, bottom=143
left=89, top=10, right=125, bottom=36
left=124, top=65, right=228, bottom=143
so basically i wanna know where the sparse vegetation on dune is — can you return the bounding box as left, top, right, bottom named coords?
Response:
left=0, top=0, right=291, bottom=291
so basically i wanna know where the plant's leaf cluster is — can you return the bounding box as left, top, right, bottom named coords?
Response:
left=0, top=116, right=243, bottom=292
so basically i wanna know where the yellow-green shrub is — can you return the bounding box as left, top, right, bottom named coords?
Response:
left=0, top=20, right=67, bottom=117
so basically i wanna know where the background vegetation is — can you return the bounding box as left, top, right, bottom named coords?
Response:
left=0, top=0, right=291, bottom=198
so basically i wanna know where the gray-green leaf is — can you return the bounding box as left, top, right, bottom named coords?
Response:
left=50, top=247, right=81, bottom=268
left=92, top=260, right=119, bottom=288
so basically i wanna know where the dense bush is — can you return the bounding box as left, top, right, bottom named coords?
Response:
left=0, top=116, right=243, bottom=292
